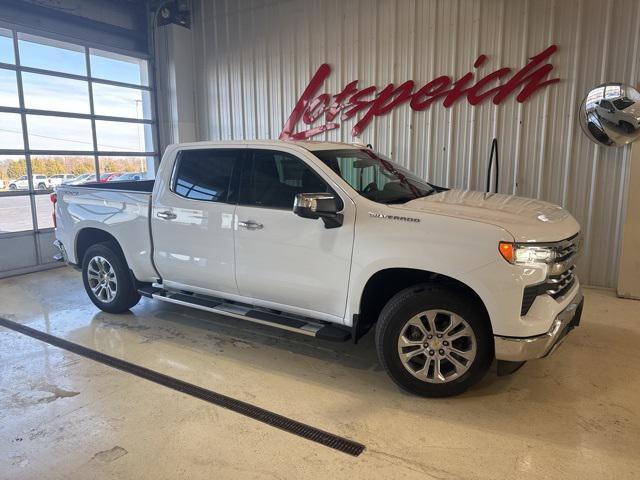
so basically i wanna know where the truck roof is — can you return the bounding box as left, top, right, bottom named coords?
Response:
left=167, top=139, right=368, bottom=152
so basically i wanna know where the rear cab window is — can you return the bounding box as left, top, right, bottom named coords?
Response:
left=172, top=149, right=241, bottom=203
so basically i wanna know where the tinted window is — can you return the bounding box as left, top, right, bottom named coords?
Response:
left=173, top=149, right=238, bottom=202
left=240, top=150, right=329, bottom=209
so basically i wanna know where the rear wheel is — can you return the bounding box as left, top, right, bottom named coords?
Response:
left=375, top=284, right=493, bottom=397
left=619, top=121, right=635, bottom=134
left=82, top=242, right=141, bottom=313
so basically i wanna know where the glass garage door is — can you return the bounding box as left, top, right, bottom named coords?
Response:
left=0, top=27, right=157, bottom=277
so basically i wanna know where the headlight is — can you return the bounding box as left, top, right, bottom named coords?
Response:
left=498, top=242, right=556, bottom=265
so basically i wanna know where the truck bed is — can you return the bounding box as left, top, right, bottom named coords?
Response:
left=55, top=180, right=157, bottom=281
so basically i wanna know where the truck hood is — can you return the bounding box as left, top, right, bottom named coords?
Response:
left=393, top=189, right=580, bottom=242
left=621, top=102, right=640, bottom=118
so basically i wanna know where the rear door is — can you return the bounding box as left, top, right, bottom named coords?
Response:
left=151, top=148, right=242, bottom=295
left=598, top=100, right=616, bottom=123
left=233, top=147, right=355, bottom=320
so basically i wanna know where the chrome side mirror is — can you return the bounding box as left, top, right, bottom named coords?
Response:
left=293, top=193, right=343, bottom=228
left=579, top=83, right=640, bottom=147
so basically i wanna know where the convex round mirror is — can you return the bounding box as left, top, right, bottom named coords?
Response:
left=580, top=83, right=640, bottom=147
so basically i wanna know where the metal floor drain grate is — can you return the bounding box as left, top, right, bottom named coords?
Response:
left=0, top=317, right=365, bottom=457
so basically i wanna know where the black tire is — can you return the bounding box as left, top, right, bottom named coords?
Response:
left=375, top=284, right=493, bottom=397
left=81, top=242, right=141, bottom=313
left=37, top=182, right=46, bottom=190
left=619, top=121, right=635, bottom=134
left=9, top=184, right=17, bottom=190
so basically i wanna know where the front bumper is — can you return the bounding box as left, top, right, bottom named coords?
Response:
left=494, top=288, right=584, bottom=362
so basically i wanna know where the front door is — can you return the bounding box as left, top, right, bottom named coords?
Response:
left=151, top=148, right=242, bottom=295
left=234, top=148, right=354, bottom=320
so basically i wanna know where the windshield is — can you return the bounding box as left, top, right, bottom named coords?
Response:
left=613, top=97, right=635, bottom=110
left=313, top=149, right=435, bottom=204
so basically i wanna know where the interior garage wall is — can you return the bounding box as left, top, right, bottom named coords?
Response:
left=156, top=0, right=640, bottom=288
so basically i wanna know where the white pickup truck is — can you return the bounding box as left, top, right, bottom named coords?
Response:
left=53, top=140, right=584, bottom=397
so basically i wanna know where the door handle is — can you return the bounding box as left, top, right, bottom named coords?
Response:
left=238, top=220, right=263, bottom=230
left=157, top=210, right=177, bottom=220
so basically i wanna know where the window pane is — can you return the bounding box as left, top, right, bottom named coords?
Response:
left=90, top=48, right=148, bottom=86
left=29, top=155, right=96, bottom=187
left=241, top=151, right=328, bottom=209
left=174, top=150, right=236, bottom=202
left=0, top=155, right=26, bottom=191
left=0, top=28, right=14, bottom=64
left=92, top=83, right=151, bottom=119
left=605, top=85, right=622, bottom=99
left=27, top=115, right=93, bottom=151
left=0, top=68, right=19, bottom=107
left=0, top=195, right=32, bottom=233
left=22, top=72, right=90, bottom=113
left=0, top=112, right=24, bottom=149
left=18, top=33, right=86, bottom=75
left=95, top=120, right=152, bottom=152
left=35, top=193, right=54, bottom=229
left=99, top=156, right=155, bottom=181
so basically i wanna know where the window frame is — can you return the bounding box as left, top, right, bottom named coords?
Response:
left=237, top=149, right=339, bottom=211
left=0, top=26, right=158, bottom=239
left=170, top=148, right=242, bottom=205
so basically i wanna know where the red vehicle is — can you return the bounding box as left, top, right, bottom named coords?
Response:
left=99, top=172, right=123, bottom=182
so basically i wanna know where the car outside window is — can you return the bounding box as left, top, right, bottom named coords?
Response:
left=173, top=149, right=239, bottom=202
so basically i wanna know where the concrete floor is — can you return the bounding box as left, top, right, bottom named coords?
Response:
left=1, top=268, right=639, bottom=480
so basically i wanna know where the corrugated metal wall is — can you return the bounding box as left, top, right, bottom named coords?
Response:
left=160, top=0, right=640, bottom=287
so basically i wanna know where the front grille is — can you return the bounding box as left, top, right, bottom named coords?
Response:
left=520, top=234, right=580, bottom=315
left=554, top=240, right=579, bottom=263
left=545, top=233, right=580, bottom=300
left=546, top=265, right=576, bottom=299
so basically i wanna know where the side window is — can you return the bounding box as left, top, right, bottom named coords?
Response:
left=600, top=100, right=612, bottom=110
left=173, top=149, right=238, bottom=202
left=240, top=150, right=330, bottom=209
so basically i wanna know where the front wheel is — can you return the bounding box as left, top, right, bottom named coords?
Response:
left=375, top=284, right=493, bottom=397
left=81, top=242, right=141, bottom=313
left=619, top=121, right=635, bottom=134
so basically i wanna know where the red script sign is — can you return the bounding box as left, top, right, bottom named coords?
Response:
left=280, top=45, right=560, bottom=140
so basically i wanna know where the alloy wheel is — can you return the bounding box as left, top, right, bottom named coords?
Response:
left=87, top=255, right=118, bottom=303
left=397, top=309, right=477, bottom=383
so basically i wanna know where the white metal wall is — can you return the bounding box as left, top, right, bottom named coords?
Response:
left=158, top=0, right=640, bottom=288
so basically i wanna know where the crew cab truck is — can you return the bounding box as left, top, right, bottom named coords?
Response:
left=53, top=140, right=584, bottom=397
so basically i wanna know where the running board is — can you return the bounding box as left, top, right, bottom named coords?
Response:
left=137, top=285, right=350, bottom=342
